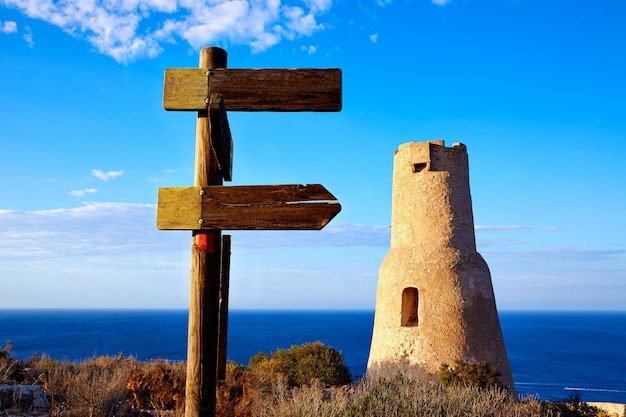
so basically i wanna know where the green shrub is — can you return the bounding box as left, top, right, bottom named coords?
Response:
left=248, top=351, right=269, bottom=368
left=249, top=341, right=352, bottom=387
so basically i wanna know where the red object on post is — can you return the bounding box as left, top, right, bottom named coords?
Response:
left=195, top=232, right=215, bottom=253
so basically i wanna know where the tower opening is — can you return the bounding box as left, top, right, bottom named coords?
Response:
left=401, top=287, right=419, bottom=327
left=413, top=163, right=427, bottom=172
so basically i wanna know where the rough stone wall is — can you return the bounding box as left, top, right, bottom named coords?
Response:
left=0, top=384, right=49, bottom=413
left=367, top=140, right=516, bottom=395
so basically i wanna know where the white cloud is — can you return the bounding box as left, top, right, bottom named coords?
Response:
left=230, top=222, right=391, bottom=251
left=475, top=225, right=561, bottom=233
left=2, top=20, right=35, bottom=46
left=92, top=169, right=125, bottom=181
left=22, top=24, right=33, bottom=47
left=301, top=44, right=317, bottom=54
left=431, top=0, right=451, bottom=5
left=304, top=0, right=332, bottom=13
left=1, top=20, right=18, bottom=34
left=281, top=6, right=323, bottom=38
left=0, top=204, right=390, bottom=262
left=0, top=0, right=331, bottom=62
left=369, top=33, right=378, bottom=43
left=0, top=203, right=179, bottom=259
left=487, top=247, right=626, bottom=263
left=1, top=206, right=623, bottom=310
left=69, top=188, right=99, bottom=197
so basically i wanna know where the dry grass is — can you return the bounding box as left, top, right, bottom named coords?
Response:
left=35, top=354, right=133, bottom=417
left=252, top=375, right=547, bottom=417
left=26, top=353, right=189, bottom=417
left=3, top=342, right=613, bottom=417
left=0, top=341, right=24, bottom=383
left=126, top=359, right=186, bottom=416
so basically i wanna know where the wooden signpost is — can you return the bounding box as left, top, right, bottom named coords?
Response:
left=157, top=184, right=341, bottom=230
left=163, top=68, right=342, bottom=112
left=158, top=46, right=342, bottom=417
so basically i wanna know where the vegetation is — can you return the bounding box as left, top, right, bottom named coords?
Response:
left=541, top=394, right=612, bottom=417
left=0, top=340, right=613, bottom=417
left=0, top=341, right=24, bottom=383
left=438, top=360, right=502, bottom=389
left=248, top=341, right=352, bottom=387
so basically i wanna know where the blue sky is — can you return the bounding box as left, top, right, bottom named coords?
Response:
left=1, top=0, right=624, bottom=310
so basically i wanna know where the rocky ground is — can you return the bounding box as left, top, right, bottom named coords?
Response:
left=0, top=412, right=49, bottom=417
left=0, top=385, right=49, bottom=417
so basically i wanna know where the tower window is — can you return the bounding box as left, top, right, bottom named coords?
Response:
left=413, top=163, right=427, bottom=172
left=401, top=287, right=419, bottom=327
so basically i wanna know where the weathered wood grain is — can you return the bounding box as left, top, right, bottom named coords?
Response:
left=157, top=187, right=202, bottom=230
left=164, top=68, right=342, bottom=111
left=163, top=68, right=208, bottom=111
left=217, top=234, right=231, bottom=382
left=209, top=94, right=232, bottom=181
left=201, top=183, right=338, bottom=204
left=186, top=46, right=227, bottom=417
left=157, top=184, right=341, bottom=230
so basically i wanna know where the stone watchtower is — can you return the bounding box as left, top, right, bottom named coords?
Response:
left=367, top=140, right=515, bottom=394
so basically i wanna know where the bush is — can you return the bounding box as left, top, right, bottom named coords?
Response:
left=0, top=341, right=24, bottom=383
left=248, top=341, right=352, bottom=387
left=438, top=360, right=503, bottom=390
left=26, top=352, right=61, bottom=385
left=126, top=360, right=186, bottom=415
left=216, top=361, right=252, bottom=417
left=541, top=394, right=611, bottom=417
left=39, top=355, right=133, bottom=417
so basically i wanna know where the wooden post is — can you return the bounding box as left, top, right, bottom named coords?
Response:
left=217, top=235, right=231, bottom=381
left=159, top=47, right=342, bottom=417
left=186, top=46, right=227, bottom=417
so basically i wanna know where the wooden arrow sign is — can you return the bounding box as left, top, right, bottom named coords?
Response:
left=163, top=68, right=342, bottom=112
left=157, top=184, right=341, bottom=230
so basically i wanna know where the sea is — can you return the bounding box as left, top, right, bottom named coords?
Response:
left=1, top=309, right=625, bottom=403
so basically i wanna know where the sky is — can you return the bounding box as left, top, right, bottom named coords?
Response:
left=0, top=0, right=624, bottom=311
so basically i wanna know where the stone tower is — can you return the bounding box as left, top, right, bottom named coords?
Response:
left=367, top=140, right=515, bottom=394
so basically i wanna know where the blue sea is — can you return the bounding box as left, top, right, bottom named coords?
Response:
left=1, top=310, right=625, bottom=403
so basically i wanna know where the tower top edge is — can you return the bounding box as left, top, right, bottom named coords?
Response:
left=394, top=140, right=467, bottom=162
left=396, top=141, right=468, bottom=170
left=398, top=140, right=466, bottom=151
